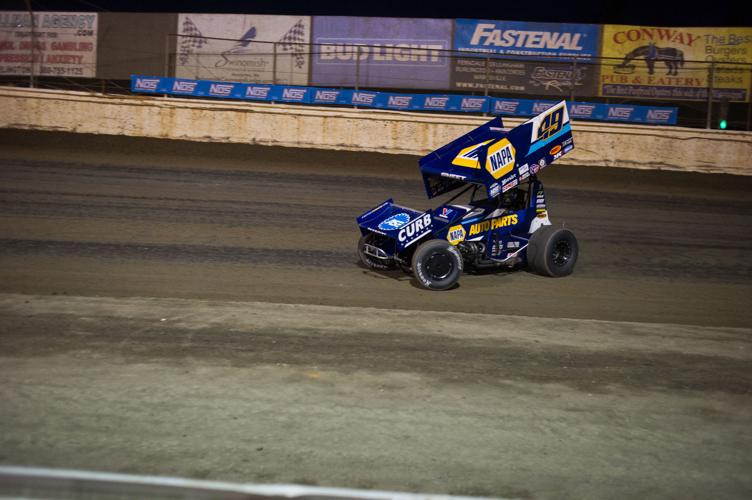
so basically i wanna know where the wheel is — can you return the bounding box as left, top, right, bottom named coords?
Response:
left=411, top=239, right=463, bottom=290
left=358, top=234, right=395, bottom=271
left=527, top=225, right=578, bottom=277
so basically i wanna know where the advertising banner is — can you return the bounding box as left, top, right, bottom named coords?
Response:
left=600, top=25, right=752, bottom=102
left=311, top=16, right=453, bottom=90
left=175, top=14, right=310, bottom=85
left=451, top=19, right=600, bottom=95
left=491, top=98, right=678, bottom=124
left=132, top=75, right=678, bottom=125
left=0, top=11, right=97, bottom=77
left=454, top=19, right=601, bottom=59
left=452, top=58, right=599, bottom=96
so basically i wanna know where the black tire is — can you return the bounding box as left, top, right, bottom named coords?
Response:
left=358, top=234, right=395, bottom=271
left=411, top=239, right=463, bottom=290
left=527, top=225, right=578, bottom=277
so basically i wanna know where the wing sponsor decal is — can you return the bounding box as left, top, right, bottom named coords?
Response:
left=451, top=139, right=494, bottom=168
left=484, top=138, right=516, bottom=180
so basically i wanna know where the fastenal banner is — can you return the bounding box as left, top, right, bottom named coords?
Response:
left=452, top=19, right=600, bottom=96
left=310, top=16, right=452, bottom=90
left=454, top=19, right=600, bottom=59
left=600, top=25, right=752, bottom=102
left=132, top=75, right=678, bottom=125
left=0, top=11, right=97, bottom=77
left=175, top=14, right=310, bottom=85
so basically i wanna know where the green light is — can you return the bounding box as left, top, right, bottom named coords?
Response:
left=719, top=119, right=728, bottom=130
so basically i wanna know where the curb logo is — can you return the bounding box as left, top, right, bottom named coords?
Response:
left=447, top=225, right=466, bottom=245
left=485, top=138, right=516, bottom=180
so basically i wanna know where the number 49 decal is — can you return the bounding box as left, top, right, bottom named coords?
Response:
left=537, top=105, right=565, bottom=140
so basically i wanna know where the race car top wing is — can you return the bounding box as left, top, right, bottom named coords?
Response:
left=418, top=101, right=574, bottom=199
left=418, top=116, right=505, bottom=199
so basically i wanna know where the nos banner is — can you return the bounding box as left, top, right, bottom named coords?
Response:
left=600, top=25, right=752, bottom=102
left=451, top=19, right=601, bottom=96
left=175, top=14, right=310, bottom=85
left=0, top=11, right=97, bottom=78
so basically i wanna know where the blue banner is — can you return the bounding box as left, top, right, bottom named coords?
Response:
left=454, top=19, right=601, bottom=60
left=490, top=98, right=678, bottom=125
left=131, top=76, right=678, bottom=125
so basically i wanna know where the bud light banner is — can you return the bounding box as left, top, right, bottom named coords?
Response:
left=311, top=16, right=452, bottom=90
left=454, top=19, right=601, bottom=59
left=600, top=25, right=752, bottom=102
left=175, top=14, right=310, bottom=85
left=490, top=98, right=677, bottom=125
left=132, top=76, right=677, bottom=125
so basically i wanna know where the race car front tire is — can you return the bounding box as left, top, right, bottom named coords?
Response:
left=358, top=234, right=395, bottom=271
left=412, top=239, right=463, bottom=290
left=527, top=225, right=578, bottom=277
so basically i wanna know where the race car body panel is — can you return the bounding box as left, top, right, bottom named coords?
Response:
left=357, top=199, right=434, bottom=252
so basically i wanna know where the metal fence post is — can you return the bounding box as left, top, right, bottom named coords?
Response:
left=355, top=45, right=360, bottom=92
left=272, top=42, right=277, bottom=85
left=24, top=0, right=35, bottom=88
left=747, top=66, right=752, bottom=131
left=484, top=56, right=490, bottom=116
left=705, top=60, right=715, bottom=129
left=570, top=60, right=577, bottom=103
left=163, top=34, right=170, bottom=78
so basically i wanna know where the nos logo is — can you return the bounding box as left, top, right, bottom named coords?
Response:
left=537, top=105, right=565, bottom=140
left=485, top=138, right=516, bottom=180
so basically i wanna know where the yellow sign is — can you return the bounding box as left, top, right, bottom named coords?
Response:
left=600, top=25, right=752, bottom=102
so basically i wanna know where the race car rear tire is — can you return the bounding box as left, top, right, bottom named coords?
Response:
left=527, top=225, right=578, bottom=277
left=358, top=234, right=395, bottom=271
left=412, top=239, right=463, bottom=290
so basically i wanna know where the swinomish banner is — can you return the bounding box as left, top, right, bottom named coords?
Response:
left=0, top=11, right=97, bottom=77
left=176, top=14, right=310, bottom=85
left=600, top=25, right=752, bottom=102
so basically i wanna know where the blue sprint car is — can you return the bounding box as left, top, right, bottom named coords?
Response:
left=356, top=100, right=578, bottom=290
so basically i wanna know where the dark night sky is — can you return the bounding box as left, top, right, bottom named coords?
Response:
left=1, top=0, right=748, bottom=27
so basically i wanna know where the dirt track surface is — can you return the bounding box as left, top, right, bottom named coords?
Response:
left=0, top=130, right=751, bottom=500
left=0, top=130, right=751, bottom=326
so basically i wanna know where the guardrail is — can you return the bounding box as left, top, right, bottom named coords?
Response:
left=131, top=76, right=679, bottom=125
left=0, top=466, right=501, bottom=500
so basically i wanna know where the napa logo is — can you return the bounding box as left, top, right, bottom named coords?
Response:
left=485, top=138, right=516, bottom=179
left=378, top=213, right=411, bottom=231
left=452, top=139, right=494, bottom=168
left=447, top=225, right=466, bottom=245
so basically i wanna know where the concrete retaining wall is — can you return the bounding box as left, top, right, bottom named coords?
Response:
left=1, top=86, right=750, bottom=175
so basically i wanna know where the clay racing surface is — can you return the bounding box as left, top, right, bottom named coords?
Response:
left=0, top=130, right=751, bottom=499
